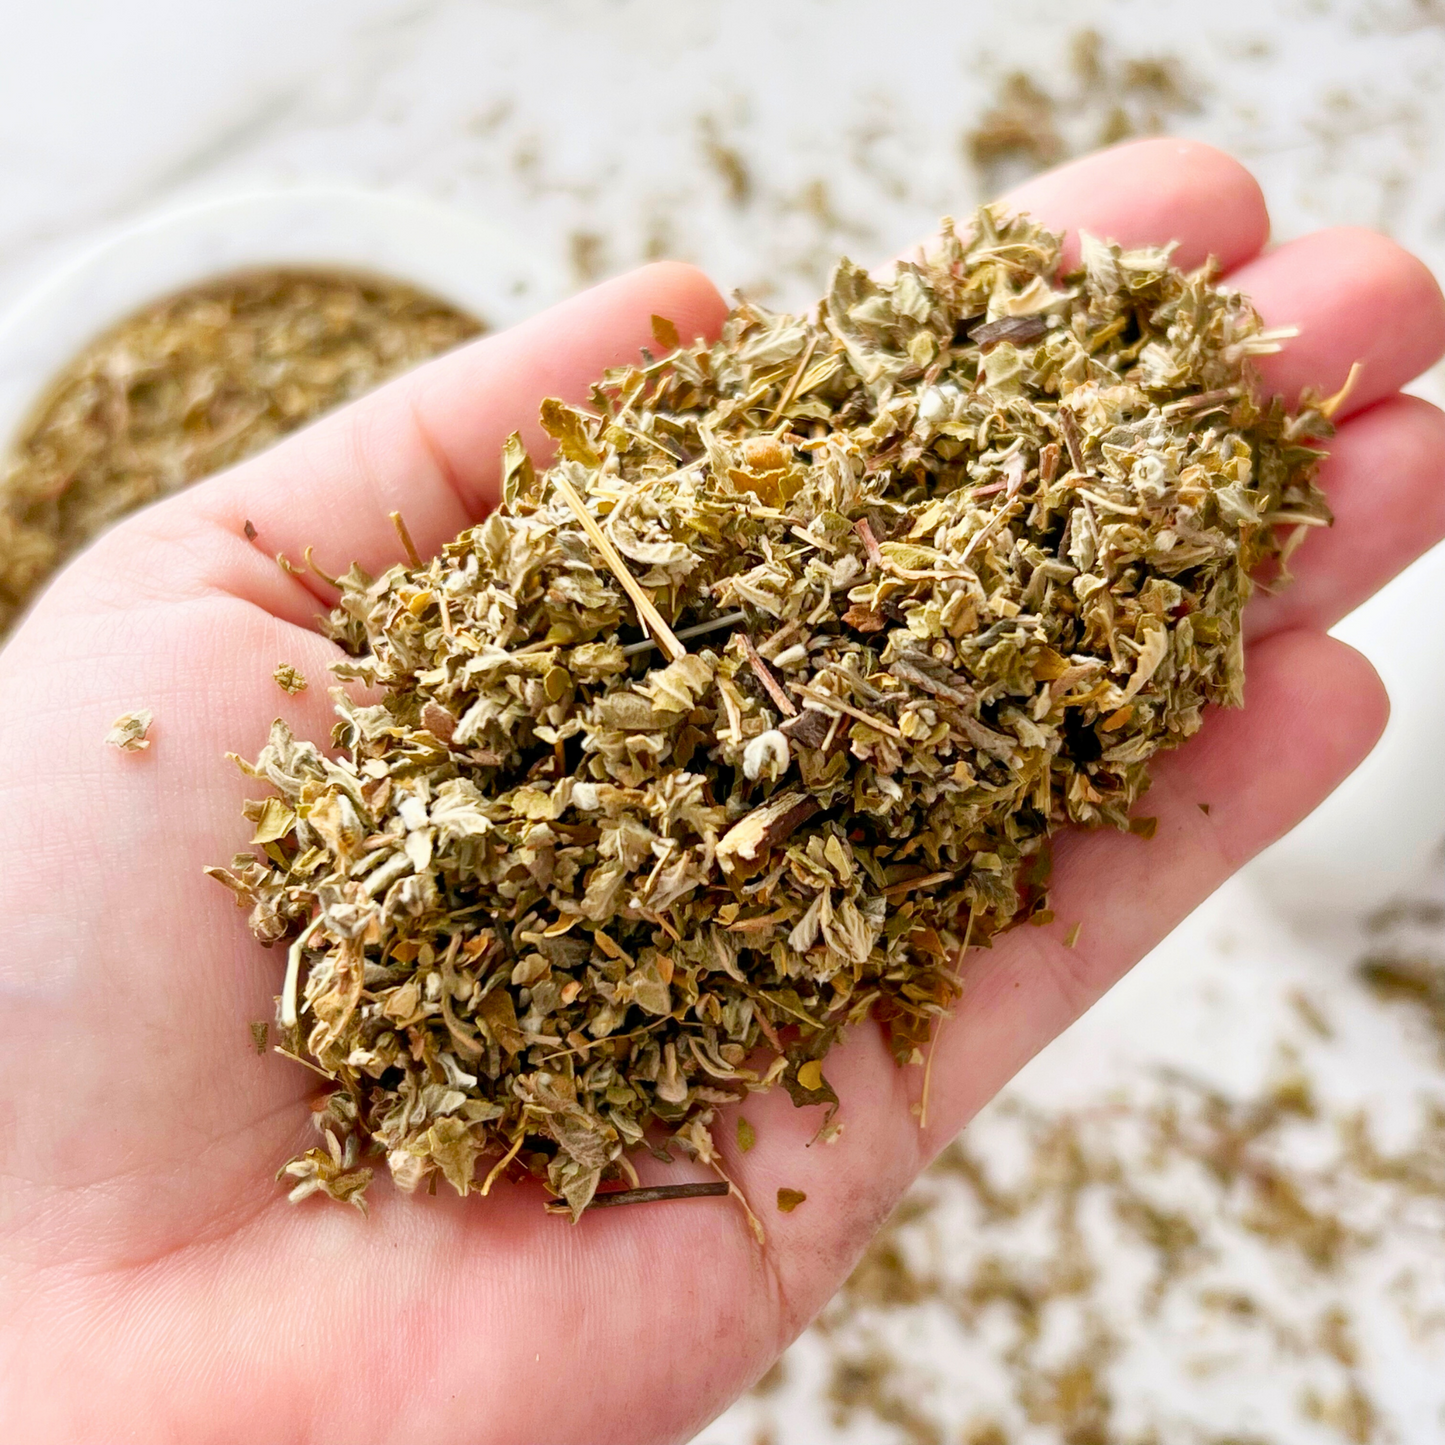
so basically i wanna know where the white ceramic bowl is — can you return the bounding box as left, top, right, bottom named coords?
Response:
left=0, top=184, right=567, bottom=453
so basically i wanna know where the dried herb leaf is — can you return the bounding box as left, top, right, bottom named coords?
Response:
left=105, top=709, right=153, bottom=752
left=273, top=663, right=308, bottom=695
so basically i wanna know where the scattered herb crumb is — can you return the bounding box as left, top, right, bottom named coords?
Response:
left=737, top=1117, right=757, bottom=1153
left=966, top=72, right=1065, bottom=181
left=964, top=30, right=1202, bottom=194
left=699, top=115, right=753, bottom=206
left=105, top=708, right=153, bottom=752
left=250, top=1021, right=269, bottom=1054
left=569, top=231, right=607, bottom=283
left=1358, top=886, right=1445, bottom=1055
left=1290, top=988, right=1334, bottom=1040
left=777, top=1188, right=807, bottom=1213
left=752, top=1358, right=787, bottom=1397
left=273, top=663, right=308, bottom=695
left=1064, top=922, right=1083, bottom=948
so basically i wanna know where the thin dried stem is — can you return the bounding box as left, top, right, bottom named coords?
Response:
left=389, top=510, right=423, bottom=569
left=545, top=1181, right=731, bottom=1213
left=552, top=473, right=686, bottom=663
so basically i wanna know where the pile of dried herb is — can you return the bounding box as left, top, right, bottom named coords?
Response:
left=211, top=207, right=1333, bottom=1217
left=0, top=269, right=480, bottom=635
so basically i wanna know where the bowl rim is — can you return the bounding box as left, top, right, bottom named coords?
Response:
left=0, top=183, right=567, bottom=456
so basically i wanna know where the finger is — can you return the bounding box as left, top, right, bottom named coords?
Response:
left=913, top=629, right=1387, bottom=1155
left=1231, top=227, right=1445, bottom=414
left=1000, top=138, right=1271, bottom=274
left=1006, top=151, right=1445, bottom=417
left=180, top=262, right=727, bottom=594
left=1247, top=394, right=1445, bottom=639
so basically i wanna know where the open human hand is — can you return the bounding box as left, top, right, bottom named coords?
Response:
left=2, top=139, right=1443, bottom=1444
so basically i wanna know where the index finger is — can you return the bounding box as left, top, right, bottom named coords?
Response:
left=1000, top=136, right=1270, bottom=273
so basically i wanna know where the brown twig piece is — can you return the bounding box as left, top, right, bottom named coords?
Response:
left=390, top=510, right=423, bottom=569
left=793, top=682, right=904, bottom=740
left=545, top=1181, right=732, bottom=1213
left=765, top=333, right=819, bottom=426
left=1318, top=361, right=1364, bottom=420
left=854, top=517, right=884, bottom=569
left=741, top=633, right=798, bottom=717
left=1057, top=404, right=1086, bottom=475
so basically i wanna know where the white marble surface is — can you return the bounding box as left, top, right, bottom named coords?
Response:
left=4, top=3, right=1444, bottom=1440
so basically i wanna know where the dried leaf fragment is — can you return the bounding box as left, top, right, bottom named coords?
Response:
left=273, top=663, right=308, bottom=695
left=105, top=709, right=153, bottom=752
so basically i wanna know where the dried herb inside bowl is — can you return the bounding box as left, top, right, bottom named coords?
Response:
left=0, top=269, right=481, bottom=636
left=211, top=208, right=1333, bottom=1218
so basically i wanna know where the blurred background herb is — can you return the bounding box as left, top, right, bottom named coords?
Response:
left=0, top=273, right=478, bottom=633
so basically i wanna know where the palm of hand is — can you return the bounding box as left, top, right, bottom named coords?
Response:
left=2, top=141, right=1443, bottom=1444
